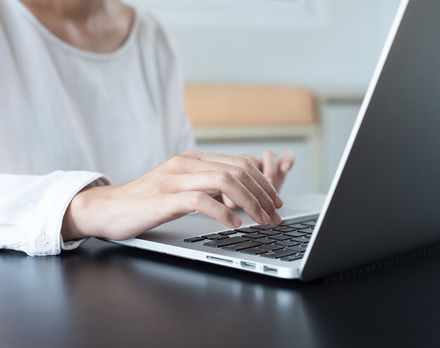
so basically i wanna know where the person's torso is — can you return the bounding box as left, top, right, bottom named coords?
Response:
left=0, top=0, right=177, bottom=183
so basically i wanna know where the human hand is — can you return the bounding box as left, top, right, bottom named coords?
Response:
left=222, top=150, right=294, bottom=209
left=62, top=151, right=283, bottom=241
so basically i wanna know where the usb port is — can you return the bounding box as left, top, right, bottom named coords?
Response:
left=240, top=261, right=256, bottom=270
left=263, top=266, right=278, bottom=275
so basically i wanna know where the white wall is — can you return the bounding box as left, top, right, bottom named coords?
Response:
left=127, top=0, right=400, bottom=90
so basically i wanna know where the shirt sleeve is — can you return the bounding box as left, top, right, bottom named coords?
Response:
left=0, top=170, right=110, bottom=256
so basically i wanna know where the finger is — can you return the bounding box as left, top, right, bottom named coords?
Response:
left=262, top=150, right=279, bottom=185
left=222, top=194, right=238, bottom=209
left=168, top=155, right=281, bottom=221
left=170, top=171, right=271, bottom=225
left=273, top=163, right=287, bottom=193
left=186, top=151, right=283, bottom=211
left=172, top=191, right=241, bottom=228
left=241, top=153, right=263, bottom=172
left=279, top=151, right=294, bottom=173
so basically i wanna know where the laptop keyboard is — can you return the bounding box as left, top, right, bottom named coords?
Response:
left=183, top=218, right=317, bottom=262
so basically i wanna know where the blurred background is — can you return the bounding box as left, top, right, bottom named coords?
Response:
left=126, top=0, right=400, bottom=198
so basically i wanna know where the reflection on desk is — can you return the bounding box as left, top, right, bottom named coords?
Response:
left=1, top=237, right=439, bottom=348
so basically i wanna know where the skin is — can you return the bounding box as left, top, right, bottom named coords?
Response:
left=21, top=0, right=295, bottom=242
left=222, top=150, right=294, bottom=209
left=62, top=151, right=293, bottom=241
left=21, top=0, right=134, bottom=53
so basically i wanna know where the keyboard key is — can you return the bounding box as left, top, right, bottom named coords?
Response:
left=257, top=238, right=279, bottom=245
left=284, top=231, right=306, bottom=238
left=240, top=247, right=268, bottom=255
left=235, top=227, right=260, bottom=234
left=302, top=221, right=316, bottom=227
left=272, top=226, right=295, bottom=232
left=269, top=234, right=291, bottom=241
left=184, top=237, right=205, bottom=243
left=245, top=233, right=267, bottom=239
left=223, top=241, right=262, bottom=251
left=204, top=236, right=250, bottom=248
left=291, top=236, right=310, bottom=243
left=281, top=254, right=303, bottom=262
left=275, top=240, right=300, bottom=247
left=259, top=229, right=282, bottom=236
left=202, top=233, right=228, bottom=240
left=259, top=244, right=284, bottom=252
left=252, top=224, right=275, bottom=230
left=299, top=227, right=314, bottom=234
left=280, top=218, right=300, bottom=225
left=219, top=230, right=236, bottom=236
left=261, top=249, right=297, bottom=259
left=286, top=244, right=308, bottom=252
left=289, top=223, right=309, bottom=229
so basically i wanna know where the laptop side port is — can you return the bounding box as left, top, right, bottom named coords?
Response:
left=240, top=261, right=256, bottom=270
left=263, top=266, right=278, bottom=275
left=206, top=256, right=233, bottom=264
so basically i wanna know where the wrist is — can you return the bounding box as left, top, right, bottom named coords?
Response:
left=61, top=185, right=111, bottom=241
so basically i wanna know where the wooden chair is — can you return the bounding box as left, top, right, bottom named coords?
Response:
left=184, top=84, right=321, bottom=191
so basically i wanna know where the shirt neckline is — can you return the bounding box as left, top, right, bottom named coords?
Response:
left=14, top=0, right=139, bottom=60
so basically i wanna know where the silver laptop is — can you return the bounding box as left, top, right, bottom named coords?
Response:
left=112, top=0, right=440, bottom=280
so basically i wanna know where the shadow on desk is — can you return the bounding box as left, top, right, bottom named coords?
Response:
left=2, top=238, right=440, bottom=348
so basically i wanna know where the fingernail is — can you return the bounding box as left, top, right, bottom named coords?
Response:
left=275, top=195, right=283, bottom=208
left=232, top=216, right=242, bottom=228
left=261, top=210, right=271, bottom=225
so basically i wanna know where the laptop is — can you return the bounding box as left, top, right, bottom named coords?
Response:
left=112, top=0, right=440, bottom=280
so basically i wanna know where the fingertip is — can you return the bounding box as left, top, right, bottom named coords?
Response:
left=283, top=151, right=295, bottom=164
left=283, top=150, right=294, bottom=159
left=280, top=154, right=294, bottom=171
left=232, top=215, right=242, bottom=228
left=261, top=210, right=271, bottom=225
left=281, top=161, right=292, bottom=173
left=273, top=212, right=282, bottom=225
left=263, top=149, right=274, bottom=157
left=275, top=194, right=283, bottom=208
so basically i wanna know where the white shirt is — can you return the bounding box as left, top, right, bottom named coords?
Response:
left=0, top=0, right=195, bottom=256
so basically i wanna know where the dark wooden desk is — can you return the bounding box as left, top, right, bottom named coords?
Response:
left=1, top=237, right=440, bottom=348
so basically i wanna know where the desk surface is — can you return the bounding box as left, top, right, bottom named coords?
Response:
left=2, top=209, right=440, bottom=347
